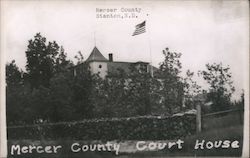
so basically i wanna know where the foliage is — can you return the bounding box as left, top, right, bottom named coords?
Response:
left=8, top=114, right=196, bottom=140
left=6, top=60, right=26, bottom=124
left=157, top=48, right=184, bottom=114
left=47, top=71, right=74, bottom=122
left=199, top=63, right=235, bottom=112
left=231, top=90, right=244, bottom=109
left=93, top=65, right=162, bottom=118
left=7, top=33, right=207, bottom=125
left=183, top=70, right=202, bottom=109
left=6, top=60, right=23, bottom=88
left=74, top=51, right=84, bottom=64
left=70, top=64, right=97, bottom=119
left=25, top=33, right=69, bottom=88
left=92, top=68, right=129, bottom=117
left=127, top=65, right=162, bottom=116
left=54, top=46, right=73, bottom=73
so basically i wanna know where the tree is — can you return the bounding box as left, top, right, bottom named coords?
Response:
left=93, top=68, right=129, bottom=117
left=199, top=63, right=235, bottom=112
left=183, top=70, right=201, bottom=109
left=158, top=48, right=184, bottom=115
left=71, top=63, right=96, bottom=119
left=6, top=60, right=25, bottom=125
left=22, top=33, right=74, bottom=123
left=25, top=33, right=60, bottom=88
left=126, top=65, right=161, bottom=116
left=92, top=63, right=162, bottom=117
left=6, top=60, right=23, bottom=88
left=74, top=51, right=84, bottom=64
left=48, top=70, right=75, bottom=122
left=54, top=46, right=73, bottom=73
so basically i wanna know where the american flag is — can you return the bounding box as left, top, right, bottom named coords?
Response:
left=132, top=21, right=146, bottom=36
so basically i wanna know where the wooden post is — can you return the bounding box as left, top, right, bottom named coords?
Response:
left=196, top=104, right=201, bottom=133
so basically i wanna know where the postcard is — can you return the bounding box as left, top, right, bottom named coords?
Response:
left=0, top=0, right=249, bottom=157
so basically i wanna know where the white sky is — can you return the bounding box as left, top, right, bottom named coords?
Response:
left=1, top=0, right=249, bottom=100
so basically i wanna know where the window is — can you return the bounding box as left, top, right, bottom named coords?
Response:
left=99, top=64, right=102, bottom=68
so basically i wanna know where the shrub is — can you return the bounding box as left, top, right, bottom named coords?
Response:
left=8, top=113, right=196, bottom=140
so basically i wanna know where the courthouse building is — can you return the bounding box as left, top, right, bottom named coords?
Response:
left=72, top=46, right=156, bottom=78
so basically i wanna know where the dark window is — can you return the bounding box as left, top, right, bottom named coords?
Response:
left=99, top=65, right=102, bottom=68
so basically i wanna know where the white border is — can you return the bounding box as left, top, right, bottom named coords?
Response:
left=0, top=0, right=7, bottom=157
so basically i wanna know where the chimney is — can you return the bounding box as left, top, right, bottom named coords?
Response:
left=108, top=53, right=113, bottom=62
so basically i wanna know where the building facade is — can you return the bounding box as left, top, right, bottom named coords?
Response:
left=73, top=47, right=155, bottom=78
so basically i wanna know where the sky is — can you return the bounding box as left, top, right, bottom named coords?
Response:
left=1, top=0, right=249, bottom=100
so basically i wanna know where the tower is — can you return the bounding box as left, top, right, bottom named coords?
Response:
left=86, top=47, right=109, bottom=78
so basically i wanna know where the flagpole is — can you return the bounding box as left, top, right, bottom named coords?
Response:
left=94, top=19, right=97, bottom=47
left=132, top=18, right=153, bottom=77
left=146, top=14, right=154, bottom=78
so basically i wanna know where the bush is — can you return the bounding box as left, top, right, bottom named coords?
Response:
left=8, top=113, right=195, bottom=140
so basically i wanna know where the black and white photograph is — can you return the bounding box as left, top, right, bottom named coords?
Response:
left=0, top=0, right=249, bottom=157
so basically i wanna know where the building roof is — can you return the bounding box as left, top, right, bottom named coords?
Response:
left=72, top=46, right=159, bottom=77
left=86, top=46, right=108, bottom=62
left=107, top=61, right=158, bottom=75
left=107, top=62, right=132, bottom=74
